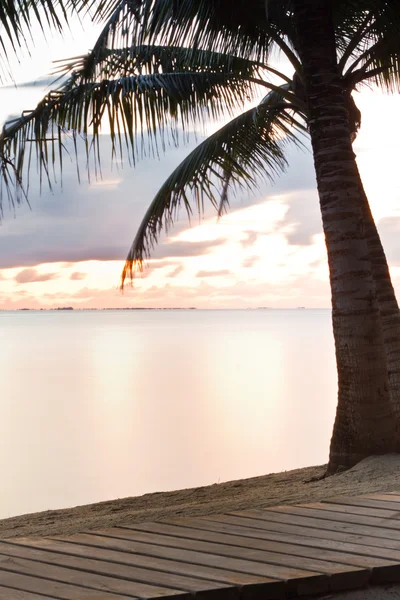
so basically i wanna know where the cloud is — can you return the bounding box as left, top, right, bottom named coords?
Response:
left=0, top=258, right=335, bottom=309
left=1, top=75, right=62, bottom=90
left=0, top=134, right=201, bottom=269
left=196, top=269, right=232, bottom=278
left=168, top=265, right=184, bottom=278
left=153, top=238, right=227, bottom=260
left=280, top=189, right=322, bottom=246
left=15, top=268, right=58, bottom=284
left=0, top=130, right=319, bottom=271
left=69, top=271, right=86, bottom=281
left=242, top=256, right=258, bottom=269
left=241, top=231, right=262, bottom=248
left=249, top=141, right=315, bottom=199
left=132, top=259, right=182, bottom=279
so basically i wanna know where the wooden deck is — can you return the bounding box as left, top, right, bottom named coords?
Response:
left=2, top=492, right=400, bottom=599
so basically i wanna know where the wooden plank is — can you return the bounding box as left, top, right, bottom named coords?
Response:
left=197, top=514, right=400, bottom=551
left=363, top=494, right=400, bottom=504
left=0, top=570, right=130, bottom=600
left=159, top=516, right=400, bottom=563
left=0, top=550, right=187, bottom=599
left=304, top=501, right=400, bottom=520
left=323, top=496, right=400, bottom=512
left=121, top=520, right=398, bottom=571
left=382, top=492, right=400, bottom=497
left=262, top=505, right=400, bottom=531
left=62, top=530, right=329, bottom=597
left=17, top=535, right=269, bottom=586
left=5, top=538, right=237, bottom=599
left=79, top=524, right=371, bottom=592
left=113, top=525, right=366, bottom=577
left=86, top=531, right=321, bottom=584
left=123, top=519, right=365, bottom=581
left=0, top=586, right=57, bottom=600
left=50, top=532, right=286, bottom=600
left=225, top=509, right=400, bottom=540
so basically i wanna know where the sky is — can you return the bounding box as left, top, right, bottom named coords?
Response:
left=1, top=17, right=400, bottom=309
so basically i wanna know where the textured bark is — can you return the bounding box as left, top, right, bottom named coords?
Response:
left=292, top=0, right=396, bottom=472
left=359, top=179, right=400, bottom=446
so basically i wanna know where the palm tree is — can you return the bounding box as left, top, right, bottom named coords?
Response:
left=292, top=0, right=395, bottom=471
left=1, top=0, right=400, bottom=472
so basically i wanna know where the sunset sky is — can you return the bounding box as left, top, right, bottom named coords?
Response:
left=1, top=18, right=400, bottom=310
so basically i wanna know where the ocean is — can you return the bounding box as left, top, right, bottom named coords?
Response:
left=0, top=309, right=337, bottom=519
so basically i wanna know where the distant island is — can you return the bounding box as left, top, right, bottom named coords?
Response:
left=18, top=306, right=74, bottom=311
left=7, top=307, right=317, bottom=312
left=15, top=307, right=198, bottom=311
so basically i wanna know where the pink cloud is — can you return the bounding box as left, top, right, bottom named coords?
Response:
left=196, top=269, right=232, bottom=278
left=69, top=272, right=87, bottom=281
left=168, top=265, right=184, bottom=278
left=0, top=270, right=333, bottom=310
left=15, top=269, right=58, bottom=284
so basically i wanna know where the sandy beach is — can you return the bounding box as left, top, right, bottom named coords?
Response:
left=1, top=454, right=400, bottom=540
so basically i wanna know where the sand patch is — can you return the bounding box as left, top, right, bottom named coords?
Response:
left=1, top=454, right=400, bottom=539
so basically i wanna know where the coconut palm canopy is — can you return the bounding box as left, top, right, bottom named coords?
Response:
left=0, top=0, right=399, bottom=285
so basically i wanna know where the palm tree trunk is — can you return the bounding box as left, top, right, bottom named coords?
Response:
left=359, top=178, right=400, bottom=447
left=292, top=0, right=396, bottom=472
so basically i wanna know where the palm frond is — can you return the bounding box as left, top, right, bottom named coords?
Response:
left=71, top=0, right=307, bottom=92
left=121, top=91, right=307, bottom=287
left=55, top=45, right=268, bottom=84
left=347, top=38, right=400, bottom=93
left=0, top=69, right=262, bottom=211
left=337, top=12, right=375, bottom=71
left=338, top=1, right=400, bottom=92
left=78, top=0, right=274, bottom=64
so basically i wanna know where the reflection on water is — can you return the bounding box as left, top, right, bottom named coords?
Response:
left=0, top=309, right=337, bottom=519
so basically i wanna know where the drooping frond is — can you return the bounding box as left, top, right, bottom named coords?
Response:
left=121, top=89, right=307, bottom=287
left=0, top=68, right=263, bottom=211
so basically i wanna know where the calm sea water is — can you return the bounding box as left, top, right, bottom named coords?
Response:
left=0, top=309, right=337, bottom=519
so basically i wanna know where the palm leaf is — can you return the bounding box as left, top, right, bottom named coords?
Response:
left=346, top=35, right=400, bottom=93
left=121, top=91, right=307, bottom=286
left=79, top=0, right=274, bottom=64
left=55, top=45, right=268, bottom=83
left=338, top=1, right=400, bottom=92
left=0, top=68, right=262, bottom=210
